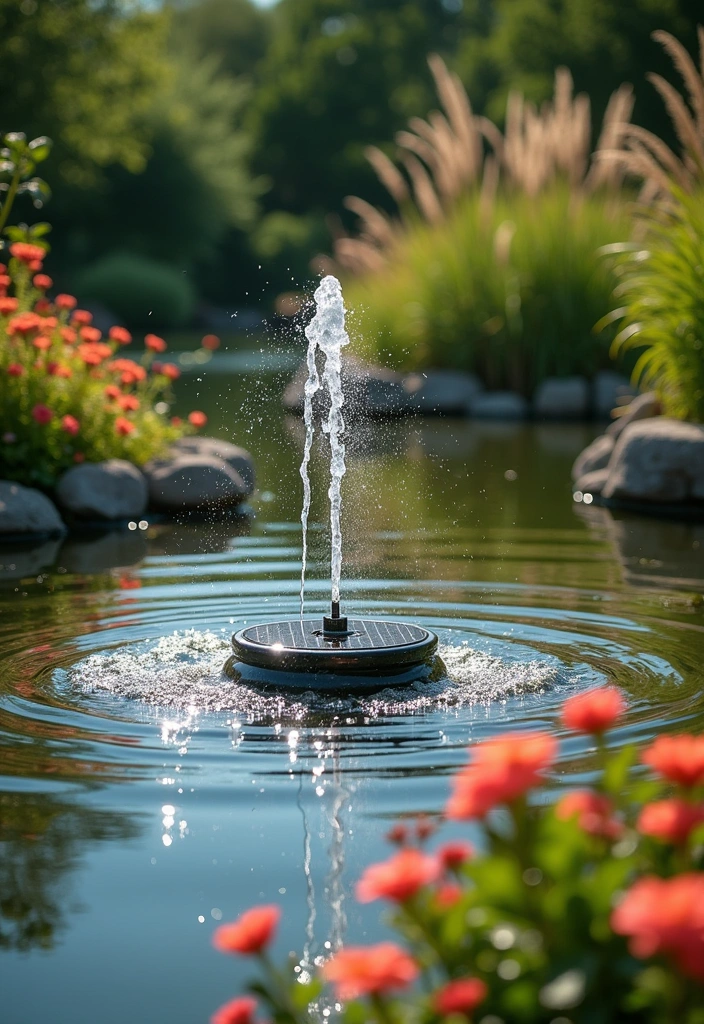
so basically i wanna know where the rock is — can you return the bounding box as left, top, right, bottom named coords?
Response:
left=468, top=391, right=529, bottom=419
left=602, top=418, right=704, bottom=503
left=402, top=370, right=482, bottom=415
left=171, top=437, right=255, bottom=493
left=55, top=460, right=148, bottom=520
left=0, top=538, right=63, bottom=579
left=606, top=392, right=660, bottom=439
left=283, top=356, right=412, bottom=419
left=593, top=371, right=636, bottom=420
left=573, top=468, right=609, bottom=496
left=533, top=376, right=590, bottom=419
left=145, top=454, right=249, bottom=510
left=571, top=434, right=615, bottom=481
left=0, top=481, right=66, bottom=537
left=58, top=530, right=148, bottom=573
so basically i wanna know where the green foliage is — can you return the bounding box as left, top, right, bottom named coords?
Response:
left=170, top=0, right=271, bottom=79
left=74, top=253, right=196, bottom=329
left=345, top=189, right=629, bottom=391
left=603, top=189, right=704, bottom=423
left=0, top=132, right=52, bottom=241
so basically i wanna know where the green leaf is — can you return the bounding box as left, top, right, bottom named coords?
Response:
left=290, top=978, right=322, bottom=1010
left=27, top=137, right=52, bottom=163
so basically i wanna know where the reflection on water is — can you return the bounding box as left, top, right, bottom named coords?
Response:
left=2, top=391, right=704, bottom=1023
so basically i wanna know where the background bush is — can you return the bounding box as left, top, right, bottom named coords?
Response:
left=74, top=254, right=197, bottom=329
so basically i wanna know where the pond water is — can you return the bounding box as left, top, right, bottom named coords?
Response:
left=2, top=360, right=704, bottom=1024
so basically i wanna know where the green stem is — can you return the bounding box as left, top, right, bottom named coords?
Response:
left=0, top=162, right=22, bottom=239
left=370, top=992, right=394, bottom=1024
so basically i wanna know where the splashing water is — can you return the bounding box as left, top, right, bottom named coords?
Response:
left=299, top=276, right=350, bottom=616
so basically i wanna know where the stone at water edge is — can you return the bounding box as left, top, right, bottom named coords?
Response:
left=171, top=437, right=255, bottom=493
left=0, top=538, right=64, bottom=579
left=571, top=434, right=615, bottom=481
left=593, top=371, right=636, bottom=420
left=0, top=481, right=66, bottom=537
left=283, top=356, right=412, bottom=418
left=402, top=369, right=483, bottom=415
left=602, top=418, right=704, bottom=503
left=468, top=391, right=529, bottom=419
left=606, top=392, right=660, bottom=439
left=56, top=460, right=148, bottom=520
left=145, top=454, right=248, bottom=510
left=533, top=376, right=590, bottom=419
left=573, top=468, right=610, bottom=497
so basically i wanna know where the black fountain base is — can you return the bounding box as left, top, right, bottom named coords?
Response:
left=228, top=616, right=441, bottom=692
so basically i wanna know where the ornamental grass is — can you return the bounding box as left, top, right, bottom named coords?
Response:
left=211, top=687, right=704, bottom=1024
left=0, top=242, right=213, bottom=488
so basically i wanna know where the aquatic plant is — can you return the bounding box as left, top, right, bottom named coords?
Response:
left=211, top=688, right=704, bottom=1023
left=333, top=60, right=634, bottom=390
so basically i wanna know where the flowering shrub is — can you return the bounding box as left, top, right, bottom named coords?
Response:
left=211, top=688, right=704, bottom=1023
left=0, top=243, right=216, bottom=487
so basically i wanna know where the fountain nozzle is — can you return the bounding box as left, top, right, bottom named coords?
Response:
left=323, top=600, right=350, bottom=635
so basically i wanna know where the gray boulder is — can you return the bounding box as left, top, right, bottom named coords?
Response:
left=145, top=454, right=249, bottom=510
left=606, top=392, right=660, bottom=439
left=56, top=460, right=148, bottom=520
left=533, top=376, right=590, bottom=419
left=573, top=468, right=609, bottom=497
left=602, top=418, right=704, bottom=503
left=171, top=436, right=255, bottom=493
left=0, top=481, right=66, bottom=537
left=402, top=370, right=482, bottom=415
left=571, top=434, right=615, bottom=481
left=593, top=371, right=636, bottom=420
left=283, top=357, right=412, bottom=419
left=468, top=391, right=529, bottom=419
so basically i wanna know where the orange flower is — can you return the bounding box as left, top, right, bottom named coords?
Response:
left=202, top=333, right=220, bottom=350
left=61, top=415, right=80, bottom=436
left=60, top=326, right=77, bottom=345
left=433, top=978, right=488, bottom=1017
left=212, top=905, right=280, bottom=955
left=55, top=294, right=77, bottom=310
left=108, top=358, right=146, bottom=383
left=188, top=410, right=207, bottom=427
left=49, top=364, right=72, bottom=379
left=211, top=996, right=257, bottom=1024
left=79, top=325, right=102, bottom=344
left=78, top=342, right=112, bottom=366
left=35, top=298, right=52, bottom=313
left=72, top=309, right=93, bottom=325
left=104, top=385, right=121, bottom=400
left=437, top=841, right=474, bottom=870
left=562, top=687, right=626, bottom=734
left=322, top=943, right=418, bottom=1000
left=446, top=732, right=558, bottom=820
left=115, top=416, right=135, bottom=436
left=556, top=790, right=623, bottom=839
left=32, top=335, right=52, bottom=351
left=10, top=242, right=45, bottom=264
left=356, top=847, right=440, bottom=903
left=0, top=296, right=18, bottom=315
left=638, top=799, right=704, bottom=845
left=642, top=735, right=704, bottom=788
left=41, top=316, right=58, bottom=330
left=117, top=394, right=140, bottom=412
left=0, top=274, right=10, bottom=289
left=31, top=404, right=53, bottom=425
left=8, top=312, right=42, bottom=336
left=158, top=363, right=180, bottom=380
left=435, top=882, right=463, bottom=909
left=7, top=363, right=24, bottom=377
left=171, top=416, right=182, bottom=426
left=33, top=273, right=52, bottom=290
left=145, top=333, right=167, bottom=352
left=611, top=873, right=704, bottom=981
left=109, top=326, right=132, bottom=345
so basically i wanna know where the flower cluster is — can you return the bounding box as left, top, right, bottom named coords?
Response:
left=211, top=688, right=704, bottom=1024
left=0, top=244, right=215, bottom=487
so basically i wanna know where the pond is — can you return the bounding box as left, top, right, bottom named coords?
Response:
left=1, top=357, right=704, bottom=1024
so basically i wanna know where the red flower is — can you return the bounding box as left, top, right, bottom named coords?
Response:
left=35, top=298, right=51, bottom=313
left=188, top=410, right=207, bottom=428
left=109, top=326, right=132, bottom=345
left=556, top=790, right=623, bottom=839
left=60, top=327, right=77, bottom=344
left=435, top=882, right=463, bottom=909
left=170, top=416, right=183, bottom=427
left=55, top=294, right=77, bottom=310
left=7, top=363, right=24, bottom=376
left=433, top=978, right=488, bottom=1017
left=117, top=394, right=140, bottom=412
left=611, top=873, right=704, bottom=981
left=79, top=325, right=102, bottom=344
left=61, top=415, right=80, bottom=436
left=50, top=364, right=72, bottom=379
left=437, top=841, right=474, bottom=870
left=212, top=905, right=280, bottom=955
left=33, top=274, right=52, bottom=290
left=386, top=823, right=409, bottom=846
left=8, top=312, right=42, bottom=336
left=415, top=814, right=436, bottom=841
left=356, top=847, right=440, bottom=904
left=638, top=799, right=704, bottom=845
left=642, top=735, right=704, bottom=788
left=32, top=404, right=53, bottom=425
left=322, top=943, right=418, bottom=1000
left=10, top=242, right=45, bottom=264
left=562, top=687, right=625, bottom=734
left=145, top=333, right=167, bottom=352
left=446, top=732, right=557, bottom=820
left=72, top=309, right=93, bottom=325
left=0, top=296, right=18, bottom=315
left=78, top=342, right=112, bottom=366
left=0, top=274, right=10, bottom=290
left=32, top=335, right=52, bottom=351
left=211, top=996, right=257, bottom=1024
left=159, top=363, right=180, bottom=380
left=73, top=452, right=85, bottom=463
left=115, top=417, right=135, bottom=436
left=28, top=259, right=43, bottom=271
left=104, top=384, right=121, bottom=400
left=41, top=316, right=58, bottom=330
left=202, top=333, right=220, bottom=350
left=108, top=358, right=146, bottom=384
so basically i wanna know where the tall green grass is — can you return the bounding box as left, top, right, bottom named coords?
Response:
left=345, top=188, right=630, bottom=393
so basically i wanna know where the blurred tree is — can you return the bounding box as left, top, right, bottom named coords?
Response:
left=169, top=0, right=271, bottom=78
